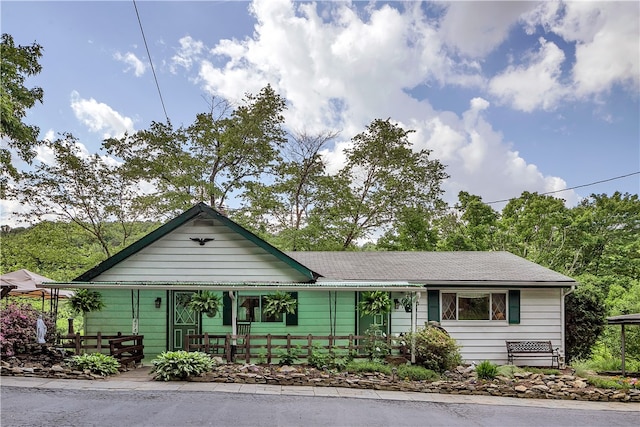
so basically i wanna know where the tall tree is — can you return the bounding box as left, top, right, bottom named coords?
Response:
left=239, top=129, right=339, bottom=250
left=312, top=119, right=448, bottom=249
left=104, top=85, right=287, bottom=216
left=15, top=134, right=144, bottom=258
left=436, top=192, right=498, bottom=251
left=0, top=33, right=44, bottom=195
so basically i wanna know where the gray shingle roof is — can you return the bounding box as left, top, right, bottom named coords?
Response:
left=286, top=251, right=576, bottom=286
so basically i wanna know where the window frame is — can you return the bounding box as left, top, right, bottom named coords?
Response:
left=237, top=294, right=284, bottom=323
left=441, top=291, right=508, bottom=322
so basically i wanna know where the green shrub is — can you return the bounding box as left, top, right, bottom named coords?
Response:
left=69, top=353, right=120, bottom=376
left=151, top=351, right=213, bottom=381
left=276, top=346, right=301, bottom=365
left=308, top=345, right=355, bottom=371
left=475, top=360, right=498, bottom=380
left=496, top=364, right=519, bottom=378
left=362, top=325, right=390, bottom=362
left=345, top=360, right=392, bottom=375
left=406, top=326, right=461, bottom=373
left=396, top=365, right=438, bottom=381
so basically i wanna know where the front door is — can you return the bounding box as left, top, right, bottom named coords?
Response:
left=169, top=291, right=200, bottom=351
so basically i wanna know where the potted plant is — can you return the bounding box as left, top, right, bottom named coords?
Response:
left=263, top=291, right=297, bottom=318
left=187, top=291, right=222, bottom=317
left=69, top=289, right=105, bottom=334
left=400, top=294, right=415, bottom=312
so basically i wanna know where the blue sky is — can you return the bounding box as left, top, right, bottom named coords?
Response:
left=2, top=1, right=639, bottom=224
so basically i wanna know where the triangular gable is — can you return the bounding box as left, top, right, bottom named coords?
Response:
left=75, top=203, right=319, bottom=282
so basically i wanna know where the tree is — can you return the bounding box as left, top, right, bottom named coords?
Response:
left=239, top=129, right=338, bottom=250
left=0, top=33, right=44, bottom=195
left=104, top=85, right=287, bottom=216
left=311, top=119, right=448, bottom=249
left=14, top=134, right=145, bottom=258
left=377, top=205, right=438, bottom=251
left=564, top=283, right=607, bottom=363
left=437, top=192, right=498, bottom=251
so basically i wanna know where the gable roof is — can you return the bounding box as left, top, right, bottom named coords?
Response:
left=286, top=251, right=576, bottom=287
left=75, top=203, right=319, bottom=282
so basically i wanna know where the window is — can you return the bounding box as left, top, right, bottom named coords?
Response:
left=441, top=292, right=507, bottom=321
left=237, top=295, right=282, bottom=323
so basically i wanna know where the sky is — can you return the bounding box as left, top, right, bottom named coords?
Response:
left=2, top=0, right=639, bottom=226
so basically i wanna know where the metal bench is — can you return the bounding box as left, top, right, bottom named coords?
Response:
left=506, top=340, right=559, bottom=368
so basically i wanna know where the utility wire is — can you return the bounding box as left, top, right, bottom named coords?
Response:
left=484, top=171, right=640, bottom=205
left=133, top=0, right=169, bottom=123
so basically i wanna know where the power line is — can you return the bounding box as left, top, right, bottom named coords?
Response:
left=484, top=171, right=640, bottom=205
left=133, top=0, right=169, bottom=123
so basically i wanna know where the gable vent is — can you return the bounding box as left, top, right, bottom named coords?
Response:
left=193, top=219, right=215, bottom=227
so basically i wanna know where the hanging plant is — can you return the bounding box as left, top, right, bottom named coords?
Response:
left=187, top=291, right=222, bottom=317
left=263, top=291, right=297, bottom=318
left=400, top=294, right=416, bottom=312
left=69, top=289, right=105, bottom=315
left=358, top=291, right=392, bottom=317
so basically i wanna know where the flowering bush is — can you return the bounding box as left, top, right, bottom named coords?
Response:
left=405, top=325, right=461, bottom=373
left=0, top=302, right=56, bottom=356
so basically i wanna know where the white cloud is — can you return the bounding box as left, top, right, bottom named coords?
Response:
left=70, top=91, right=135, bottom=139
left=488, top=37, right=567, bottom=112
left=171, top=36, right=205, bottom=73
left=439, top=1, right=535, bottom=57
left=114, top=51, right=147, bottom=77
left=522, top=1, right=639, bottom=97
left=181, top=0, right=578, bottom=210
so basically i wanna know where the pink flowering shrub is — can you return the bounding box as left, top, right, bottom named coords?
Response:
left=0, top=302, right=56, bottom=356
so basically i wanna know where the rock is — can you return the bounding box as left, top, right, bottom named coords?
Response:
left=50, top=365, right=65, bottom=372
left=515, top=385, right=528, bottom=393
left=278, top=365, right=297, bottom=373
left=573, top=380, right=587, bottom=389
left=531, top=385, right=550, bottom=392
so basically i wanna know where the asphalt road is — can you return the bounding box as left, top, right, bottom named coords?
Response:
left=1, top=387, right=637, bottom=427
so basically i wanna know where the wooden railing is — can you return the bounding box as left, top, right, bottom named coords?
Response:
left=58, top=332, right=144, bottom=366
left=185, top=333, right=408, bottom=363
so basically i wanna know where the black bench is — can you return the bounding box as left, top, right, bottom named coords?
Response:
left=506, top=341, right=559, bottom=368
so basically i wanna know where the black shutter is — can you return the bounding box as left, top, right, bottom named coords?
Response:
left=223, top=292, right=232, bottom=325
left=508, top=290, right=520, bottom=324
left=427, top=290, right=440, bottom=322
left=286, top=292, right=298, bottom=326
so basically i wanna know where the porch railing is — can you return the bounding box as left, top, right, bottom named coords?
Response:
left=185, top=333, right=409, bottom=363
left=58, top=332, right=144, bottom=366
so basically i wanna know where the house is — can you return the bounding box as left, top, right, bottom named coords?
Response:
left=43, top=203, right=576, bottom=366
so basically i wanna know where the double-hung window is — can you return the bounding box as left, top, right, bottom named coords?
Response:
left=441, top=292, right=507, bottom=321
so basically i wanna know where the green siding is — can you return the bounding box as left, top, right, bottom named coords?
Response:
left=85, top=289, right=168, bottom=360
left=87, top=290, right=357, bottom=360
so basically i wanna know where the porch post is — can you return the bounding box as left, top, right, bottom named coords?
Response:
left=411, top=291, right=419, bottom=364
left=230, top=291, right=237, bottom=344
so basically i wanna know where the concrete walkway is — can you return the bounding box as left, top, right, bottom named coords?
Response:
left=1, top=367, right=638, bottom=412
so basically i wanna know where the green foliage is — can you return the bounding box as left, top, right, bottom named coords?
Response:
left=362, top=325, right=391, bottom=362
left=396, top=365, right=439, bottom=381
left=0, top=302, right=55, bottom=355
left=345, top=360, right=392, bottom=375
left=151, top=351, right=214, bottom=381
left=262, top=291, right=297, bottom=317
left=0, top=33, right=44, bottom=188
left=308, top=345, right=353, bottom=371
left=475, top=360, right=498, bottom=380
left=565, top=285, right=606, bottom=363
left=358, top=291, right=391, bottom=317
left=69, top=353, right=120, bottom=376
left=276, top=345, right=301, bottom=365
left=407, top=326, right=461, bottom=373
left=69, top=289, right=105, bottom=315
left=187, top=291, right=222, bottom=317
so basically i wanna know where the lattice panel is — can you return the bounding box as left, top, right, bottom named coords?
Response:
left=491, top=293, right=506, bottom=320
left=442, top=293, right=456, bottom=320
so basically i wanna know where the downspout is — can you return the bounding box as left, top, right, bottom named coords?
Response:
left=411, top=291, right=420, bottom=364
left=561, top=285, right=576, bottom=367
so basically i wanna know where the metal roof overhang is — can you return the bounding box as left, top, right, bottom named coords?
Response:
left=416, top=280, right=576, bottom=288
left=39, top=281, right=424, bottom=292
left=607, top=313, right=640, bottom=325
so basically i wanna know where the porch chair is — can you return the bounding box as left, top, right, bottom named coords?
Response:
left=235, top=321, right=252, bottom=357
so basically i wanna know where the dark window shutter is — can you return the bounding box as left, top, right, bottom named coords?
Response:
left=223, top=292, right=232, bottom=325
left=508, top=290, right=520, bottom=324
left=427, top=290, right=440, bottom=322
left=286, top=292, right=298, bottom=326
